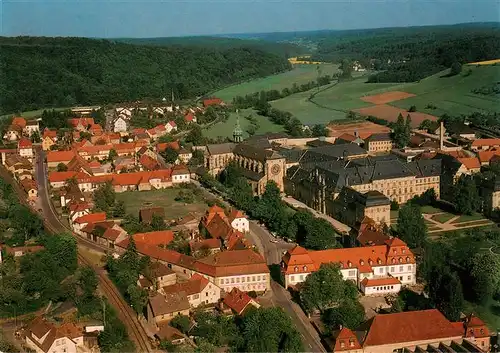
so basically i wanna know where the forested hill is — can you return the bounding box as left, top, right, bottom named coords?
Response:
left=0, top=37, right=291, bottom=114
left=114, top=36, right=303, bottom=58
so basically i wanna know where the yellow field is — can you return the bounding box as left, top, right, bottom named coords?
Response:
left=467, top=59, right=500, bottom=65
left=288, top=57, right=326, bottom=65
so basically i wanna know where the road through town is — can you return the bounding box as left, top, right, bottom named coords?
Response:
left=32, top=146, right=152, bottom=353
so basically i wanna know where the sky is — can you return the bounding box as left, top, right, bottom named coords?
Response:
left=1, top=0, right=499, bottom=38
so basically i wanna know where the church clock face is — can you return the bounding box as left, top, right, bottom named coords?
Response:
left=271, top=164, right=281, bottom=175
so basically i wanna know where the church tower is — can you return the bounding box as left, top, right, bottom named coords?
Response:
left=233, top=110, right=243, bottom=143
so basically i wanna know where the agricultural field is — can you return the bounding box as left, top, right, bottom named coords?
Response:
left=267, top=65, right=500, bottom=125
left=116, top=188, right=209, bottom=222
left=204, top=108, right=284, bottom=140
left=212, top=64, right=339, bottom=102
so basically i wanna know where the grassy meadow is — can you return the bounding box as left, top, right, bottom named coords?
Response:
left=212, top=64, right=339, bottom=102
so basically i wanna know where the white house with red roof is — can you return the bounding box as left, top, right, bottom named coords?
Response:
left=184, top=112, right=196, bottom=124
left=281, top=237, right=416, bottom=295
left=18, top=138, right=33, bottom=161
left=228, top=209, right=249, bottom=233
left=72, top=212, right=107, bottom=236
left=165, top=121, right=177, bottom=133
left=113, top=116, right=128, bottom=133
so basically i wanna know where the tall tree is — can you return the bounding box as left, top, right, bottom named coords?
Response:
left=300, top=263, right=357, bottom=313
left=427, top=266, right=464, bottom=321
left=161, top=147, right=179, bottom=164
left=452, top=175, right=481, bottom=215
left=471, top=252, right=500, bottom=304
left=397, top=203, right=427, bottom=248
left=321, top=300, right=365, bottom=330
left=392, top=113, right=411, bottom=148
left=185, top=125, right=205, bottom=146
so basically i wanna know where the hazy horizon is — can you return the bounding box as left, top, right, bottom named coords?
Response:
left=1, top=0, right=499, bottom=39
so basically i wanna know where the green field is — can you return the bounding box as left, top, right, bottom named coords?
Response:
left=204, top=109, right=284, bottom=140
left=116, top=188, right=208, bottom=222
left=267, top=65, right=500, bottom=124
left=212, top=64, right=339, bottom=102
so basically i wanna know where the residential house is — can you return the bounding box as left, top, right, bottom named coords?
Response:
left=165, top=121, right=177, bottom=134
left=68, top=117, right=94, bottom=131
left=113, top=116, right=128, bottom=133
left=159, top=273, right=221, bottom=308
left=222, top=287, right=260, bottom=315
left=139, top=154, right=160, bottom=171
left=3, top=117, right=26, bottom=141
left=281, top=238, right=416, bottom=295
left=89, top=124, right=103, bottom=136
left=42, top=129, right=58, bottom=151
left=21, top=179, right=38, bottom=200
left=157, top=141, right=180, bottom=153
left=185, top=112, right=196, bottom=124
left=24, top=120, right=40, bottom=137
left=46, top=150, right=76, bottom=169
left=68, top=202, right=91, bottom=222
left=178, top=148, right=192, bottom=164
left=227, top=209, right=249, bottom=233
left=194, top=249, right=270, bottom=293
left=24, top=317, right=93, bottom=353
left=172, top=165, right=190, bottom=184
left=147, top=292, right=191, bottom=327
left=18, top=138, right=33, bottom=161
left=155, top=324, right=187, bottom=345
left=72, top=212, right=107, bottom=236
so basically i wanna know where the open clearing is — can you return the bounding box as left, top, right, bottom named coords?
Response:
left=212, top=64, right=339, bottom=102
left=360, top=91, right=416, bottom=104
left=116, top=188, right=208, bottom=222
left=467, top=59, right=500, bottom=65
left=268, top=65, right=500, bottom=125
left=204, top=108, right=284, bottom=140
left=354, top=105, right=438, bottom=128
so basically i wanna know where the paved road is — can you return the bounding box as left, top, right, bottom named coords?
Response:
left=193, top=181, right=325, bottom=352
left=33, top=146, right=152, bottom=352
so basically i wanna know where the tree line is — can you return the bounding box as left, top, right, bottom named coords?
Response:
left=201, top=164, right=342, bottom=250
left=0, top=36, right=291, bottom=114
left=308, top=24, right=500, bottom=83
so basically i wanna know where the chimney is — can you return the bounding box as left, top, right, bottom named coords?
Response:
left=440, top=121, right=444, bottom=151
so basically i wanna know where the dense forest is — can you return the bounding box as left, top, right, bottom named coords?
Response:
left=115, top=36, right=303, bottom=58
left=0, top=37, right=291, bottom=114
left=308, top=24, right=500, bottom=82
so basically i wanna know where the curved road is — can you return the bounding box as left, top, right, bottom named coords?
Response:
left=31, top=146, right=152, bottom=353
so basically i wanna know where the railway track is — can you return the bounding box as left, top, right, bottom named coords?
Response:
left=0, top=163, right=152, bottom=353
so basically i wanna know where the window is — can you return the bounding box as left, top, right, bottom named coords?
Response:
left=236, top=277, right=240, bottom=283
left=252, top=276, right=256, bottom=281
left=378, top=268, right=384, bottom=274
left=390, top=267, right=395, bottom=273
left=399, top=266, right=404, bottom=272
left=407, top=265, right=412, bottom=271
left=247, top=276, right=250, bottom=282
left=225, top=278, right=230, bottom=284
left=290, top=275, right=295, bottom=281
left=206, top=292, right=209, bottom=297
left=407, top=275, right=412, bottom=281
left=300, top=275, right=304, bottom=281
left=231, top=278, right=235, bottom=283
left=348, top=270, right=356, bottom=277
left=340, top=342, right=345, bottom=348
left=193, top=294, right=199, bottom=299
left=242, top=277, right=245, bottom=283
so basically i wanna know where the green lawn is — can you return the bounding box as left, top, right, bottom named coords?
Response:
left=452, top=213, right=485, bottom=224
left=116, top=188, right=208, bottom=222
left=464, top=300, right=500, bottom=330
left=267, top=65, right=499, bottom=124
left=420, top=205, right=443, bottom=214
left=388, top=65, right=500, bottom=116
left=212, top=64, right=339, bottom=102
left=430, top=213, right=455, bottom=224
left=204, top=108, right=284, bottom=140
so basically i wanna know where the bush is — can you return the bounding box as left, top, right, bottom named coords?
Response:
left=390, top=200, right=400, bottom=211
left=408, top=105, right=417, bottom=112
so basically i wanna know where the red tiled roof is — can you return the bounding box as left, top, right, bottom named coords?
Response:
left=132, top=128, right=146, bottom=135
left=472, top=138, right=500, bottom=147
left=228, top=209, right=245, bottom=222
left=68, top=201, right=90, bottom=212
left=464, top=314, right=490, bottom=338
left=156, top=141, right=180, bottom=152
left=139, top=154, right=159, bottom=170
left=168, top=121, right=176, bottom=127
left=194, top=249, right=269, bottom=277
left=18, top=138, right=32, bottom=148
left=6, top=245, right=44, bottom=255
left=12, top=117, right=27, bottom=128
left=361, top=276, right=400, bottom=287
left=203, top=98, right=223, bottom=107
left=357, top=230, right=390, bottom=246
left=204, top=213, right=233, bottom=240
left=119, top=230, right=174, bottom=249
left=21, top=179, right=37, bottom=192
left=74, top=212, right=107, bottom=224
left=185, top=112, right=194, bottom=121
left=102, top=228, right=121, bottom=241
left=161, top=273, right=210, bottom=296
left=189, top=238, right=221, bottom=252
left=363, top=309, right=464, bottom=347
left=333, top=327, right=362, bottom=352
left=68, top=117, right=94, bottom=128
left=226, top=231, right=251, bottom=251
left=223, top=287, right=255, bottom=315
left=48, top=171, right=82, bottom=183
left=47, top=150, right=76, bottom=163
left=478, top=149, right=500, bottom=164
left=458, top=157, right=481, bottom=170
left=337, top=133, right=358, bottom=142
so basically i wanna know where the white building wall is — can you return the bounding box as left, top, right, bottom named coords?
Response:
left=215, top=272, right=270, bottom=292
left=231, top=218, right=249, bottom=233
